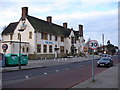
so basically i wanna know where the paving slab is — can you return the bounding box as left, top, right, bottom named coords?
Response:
left=72, top=64, right=119, bottom=88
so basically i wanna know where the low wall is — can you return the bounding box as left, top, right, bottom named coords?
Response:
left=28, top=53, right=67, bottom=60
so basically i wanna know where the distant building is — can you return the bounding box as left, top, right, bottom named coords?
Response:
left=0, top=7, right=85, bottom=59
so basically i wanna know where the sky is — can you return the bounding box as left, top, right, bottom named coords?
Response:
left=0, top=0, right=119, bottom=46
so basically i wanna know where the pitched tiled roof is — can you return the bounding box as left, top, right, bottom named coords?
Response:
left=1, top=15, right=80, bottom=38
left=27, top=15, right=72, bottom=37
left=1, top=22, right=18, bottom=35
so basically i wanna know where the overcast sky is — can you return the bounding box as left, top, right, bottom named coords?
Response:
left=0, top=0, right=119, bottom=46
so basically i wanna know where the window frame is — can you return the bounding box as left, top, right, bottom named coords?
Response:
left=61, top=37, right=64, bottom=42
left=41, top=32, right=48, bottom=40
left=22, top=46, right=25, bottom=53
left=26, top=47, right=29, bottom=52
left=10, top=34, right=13, bottom=40
left=49, top=45, right=52, bottom=53
left=18, top=33, right=21, bottom=40
left=29, top=32, right=32, bottom=39
left=43, top=45, right=47, bottom=53
left=55, top=35, right=57, bottom=41
left=37, top=44, right=41, bottom=53
left=60, top=46, right=64, bottom=53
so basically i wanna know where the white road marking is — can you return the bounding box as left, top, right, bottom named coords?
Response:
left=44, top=72, right=47, bottom=75
left=25, top=76, right=29, bottom=79
left=65, top=58, right=67, bottom=60
left=56, top=70, right=59, bottom=72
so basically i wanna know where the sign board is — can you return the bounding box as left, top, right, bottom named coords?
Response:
left=89, top=40, right=98, bottom=50
left=2, top=44, right=8, bottom=50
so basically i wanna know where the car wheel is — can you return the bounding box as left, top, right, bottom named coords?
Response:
left=111, top=64, right=113, bottom=67
left=108, top=64, right=111, bottom=68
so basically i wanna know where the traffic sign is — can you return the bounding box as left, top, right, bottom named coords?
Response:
left=2, top=44, right=8, bottom=50
left=89, top=40, right=99, bottom=82
left=89, top=40, right=98, bottom=50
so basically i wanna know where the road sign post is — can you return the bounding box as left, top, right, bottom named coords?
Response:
left=91, top=49, right=95, bottom=82
left=89, top=40, right=98, bottom=82
left=2, top=44, right=8, bottom=69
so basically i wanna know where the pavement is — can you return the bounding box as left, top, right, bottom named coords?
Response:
left=0, top=55, right=119, bottom=89
left=0, top=55, right=99, bottom=72
left=72, top=63, right=119, bottom=88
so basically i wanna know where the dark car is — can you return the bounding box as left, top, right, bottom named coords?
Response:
left=97, top=57, right=113, bottom=67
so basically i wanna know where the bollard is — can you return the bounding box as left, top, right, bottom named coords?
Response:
left=41, top=57, right=43, bottom=60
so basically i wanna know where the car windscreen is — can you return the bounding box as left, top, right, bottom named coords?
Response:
left=100, top=58, right=110, bottom=61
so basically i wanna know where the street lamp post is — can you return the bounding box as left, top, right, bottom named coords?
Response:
left=18, top=20, right=27, bottom=69
left=18, top=29, right=24, bottom=70
left=18, top=33, right=21, bottom=69
left=18, top=29, right=24, bottom=69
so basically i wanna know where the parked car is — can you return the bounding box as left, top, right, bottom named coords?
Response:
left=97, top=57, right=113, bottom=67
left=101, top=54, right=108, bottom=57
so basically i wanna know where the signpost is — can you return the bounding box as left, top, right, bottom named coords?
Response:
left=2, top=44, right=8, bottom=69
left=89, top=40, right=98, bottom=82
left=2, top=44, right=8, bottom=52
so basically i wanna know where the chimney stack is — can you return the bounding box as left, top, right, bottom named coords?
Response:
left=79, top=24, right=83, bottom=37
left=63, top=22, right=67, bottom=28
left=21, top=7, right=28, bottom=20
left=47, top=16, right=52, bottom=23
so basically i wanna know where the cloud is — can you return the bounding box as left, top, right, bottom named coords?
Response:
left=0, top=1, right=118, bottom=46
left=1, top=0, right=119, bottom=2
left=53, top=8, right=117, bottom=28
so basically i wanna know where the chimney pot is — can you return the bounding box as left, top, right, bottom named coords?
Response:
left=79, top=24, right=83, bottom=37
left=47, top=16, right=52, bottom=23
left=63, top=22, right=67, bottom=28
left=21, top=7, right=28, bottom=20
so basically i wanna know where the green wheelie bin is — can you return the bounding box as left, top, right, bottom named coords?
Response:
left=21, top=54, right=28, bottom=65
left=17, top=54, right=28, bottom=65
left=5, top=53, right=19, bottom=66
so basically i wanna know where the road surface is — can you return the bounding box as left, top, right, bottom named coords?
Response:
left=2, top=55, right=119, bottom=88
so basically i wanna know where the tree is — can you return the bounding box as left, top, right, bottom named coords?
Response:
left=106, top=40, right=116, bottom=55
left=107, top=40, right=110, bottom=45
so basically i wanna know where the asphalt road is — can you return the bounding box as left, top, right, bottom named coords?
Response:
left=2, top=55, right=119, bottom=88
